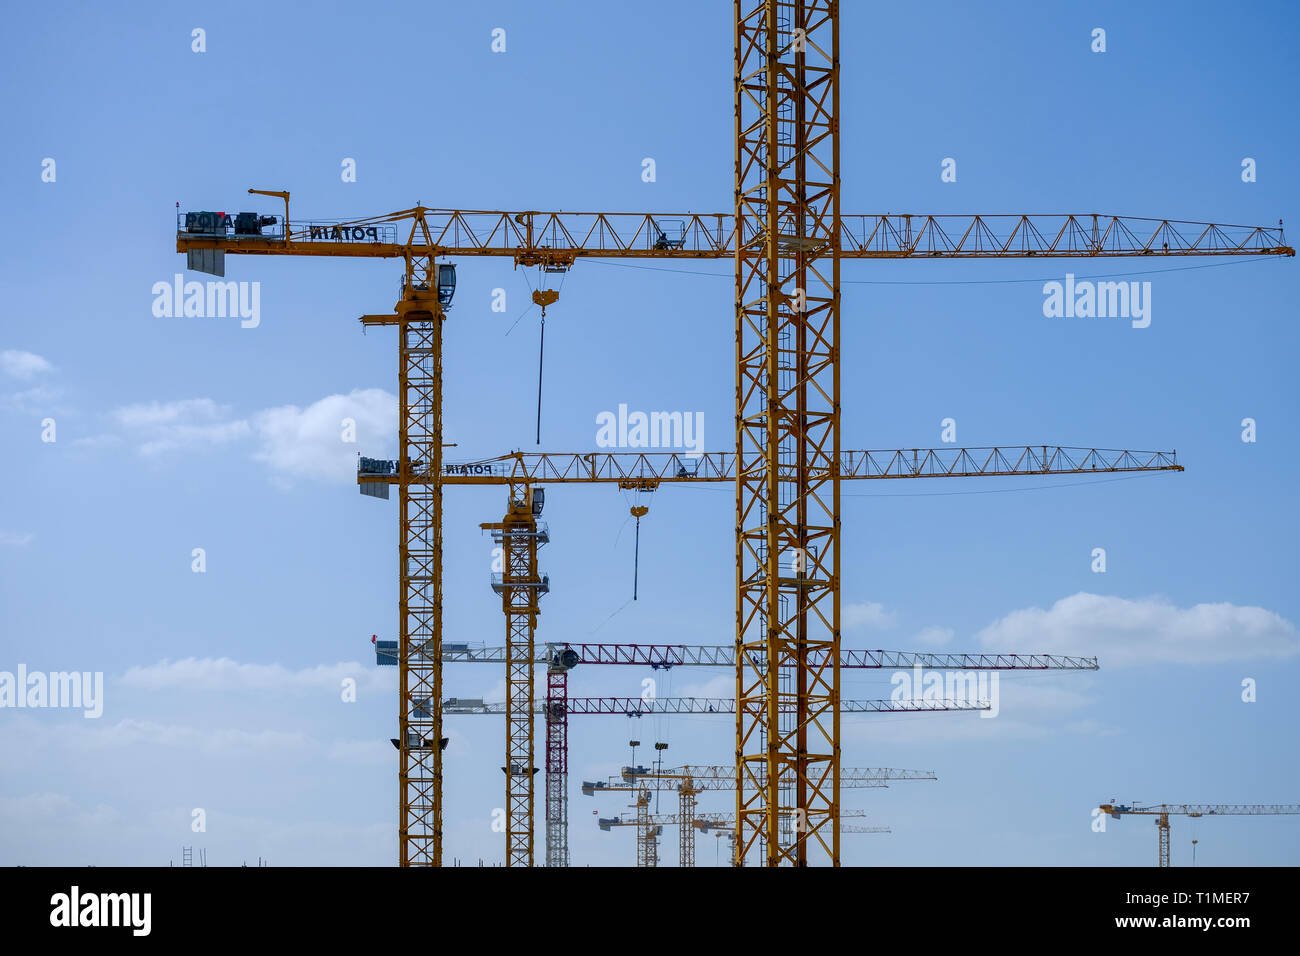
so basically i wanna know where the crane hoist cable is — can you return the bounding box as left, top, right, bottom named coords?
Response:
left=534, top=308, right=547, bottom=444
left=631, top=505, right=648, bottom=600
left=619, top=471, right=655, bottom=600
left=530, top=267, right=566, bottom=444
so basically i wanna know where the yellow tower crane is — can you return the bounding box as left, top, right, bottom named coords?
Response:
left=177, top=187, right=1283, bottom=868
left=178, top=105, right=1290, bottom=869
left=1098, top=803, right=1300, bottom=867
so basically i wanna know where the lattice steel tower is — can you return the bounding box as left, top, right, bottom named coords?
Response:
left=735, top=0, right=841, bottom=867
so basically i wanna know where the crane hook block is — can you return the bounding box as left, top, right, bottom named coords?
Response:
left=630, top=506, right=649, bottom=518
left=532, top=289, right=559, bottom=309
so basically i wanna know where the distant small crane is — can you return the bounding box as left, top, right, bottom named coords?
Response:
left=1098, top=803, right=1300, bottom=867
left=590, top=764, right=929, bottom=866
left=597, top=804, right=878, bottom=867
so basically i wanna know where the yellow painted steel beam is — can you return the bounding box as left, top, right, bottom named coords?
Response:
left=679, top=781, right=699, bottom=868
left=733, top=0, right=842, bottom=868
left=357, top=446, right=1182, bottom=490
left=394, top=258, right=445, bottom=866
left=482, top=488, right=547, bottom=866
left=176, top=211, right=1294, bottom=260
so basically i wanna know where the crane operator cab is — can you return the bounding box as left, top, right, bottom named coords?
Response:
left=402, top=261, right=456, bottom=307
left=437, top=262, right=456, bottom=306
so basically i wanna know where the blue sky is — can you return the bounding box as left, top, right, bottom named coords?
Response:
left=1, top=0, right=1297, bottom=866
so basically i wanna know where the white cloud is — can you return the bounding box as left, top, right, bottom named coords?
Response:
left=0, top=714, right=388, bottom=764
left=87, top=718, right=312, bottom=755
left=112, top=397, right=227, bottom=428
left=0, top=790, right=395, bottom=866
left=673, top=673, right=734, bottom=699
left=1064, top=718, right=1123, bottom=737
left=111, top=398, right=251, bottom=455
left=88, top=390, right=397, bottom=480
left=0, top=792, right=119, bottom=831
left=0, top=383, right=60, bottom=413
left=0, top=530, right=34, bottom=547
left=843, top=601, right=896, bottom=631
left=844, top=676, right=1098, bottom=744
left=1, top=350, right=52, bottom=379
left=976, top=592, right=1299, bottom=667
left=325, top=739, right=392, bottom=765
left=912, top=626, right=954, bottom=646
left=251, top=388, right=396, bottom=483
left=120, top=657, right=391, bottom=695
left=0, top=715, right=311, bottom=759
left=69, top=434, right=123, bottom=449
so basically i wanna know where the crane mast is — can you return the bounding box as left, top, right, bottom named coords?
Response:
left=544, top=651, right=571, bottom=868
left=358, top=250, right=449, bottom=868
left=732, top=0, right=842, bottom=868
left=481, top=486, right=549, bottom=867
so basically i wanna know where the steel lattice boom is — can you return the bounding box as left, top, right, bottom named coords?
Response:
left=623, top=765, right=937, bottom=786
left=444, top=696, right=988, bottom=716
left=377, top=639, right=1098, bottom=671
left=598, top=807, right=875, bottom=828
left=176, top=209, right=1292, bottom=265
left=355, top=445, right=1182, bottom=489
